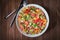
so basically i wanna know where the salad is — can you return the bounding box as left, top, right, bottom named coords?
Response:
left=17, top=6, right=47, bottom=35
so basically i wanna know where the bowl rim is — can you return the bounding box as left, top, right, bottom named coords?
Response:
left=16, top=4, right=49, bottom=37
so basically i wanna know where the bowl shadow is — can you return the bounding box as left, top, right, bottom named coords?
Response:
left=43, top=6, right=57, bottom=34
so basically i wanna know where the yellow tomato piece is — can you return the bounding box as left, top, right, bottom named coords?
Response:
left=34, top=28, right=40, bottom=34
left=33, top=17, right=36, bottom=20
left=36, top=9, right=41, bottom=13
left=43, top=18, right=47, bottom=25
left=35, top=30, right=38, bottom=34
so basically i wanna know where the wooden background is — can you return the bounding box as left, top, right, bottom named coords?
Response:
left=0, top=0, right=60, bottom=40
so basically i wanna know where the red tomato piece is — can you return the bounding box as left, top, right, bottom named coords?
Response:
left=35, top=15, right=39, bottom=18
left=18, top=15, right=21, bottom=18
left=38, top=22, right=43, bottom=26
left=24, top=21, right=29, bottom=26
left=34, top=18, right=40, bottom=23
left=38, top=19, right=44, bottom=26
left=24, top=9, right=30, bottom=13
left=34, top=20, right=37, bottom=23
left=31, top=13, right=36, bottom=17
left=36, top=18, right=40, bottom=21
left=34, top=28, right=39, bottom=30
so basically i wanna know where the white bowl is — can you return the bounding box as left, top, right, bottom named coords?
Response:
left=16, top=4, right=49, bottom=37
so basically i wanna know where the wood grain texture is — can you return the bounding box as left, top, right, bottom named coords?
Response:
left=0, top=0, right=60, bottom=40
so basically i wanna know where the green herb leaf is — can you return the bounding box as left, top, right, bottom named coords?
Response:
left=33, top=23, right=38, bottom=27
left=31, top=8, right=36, bottom=11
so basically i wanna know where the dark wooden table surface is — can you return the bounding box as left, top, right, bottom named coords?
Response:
left=0, top=0, right=60, bottom=40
